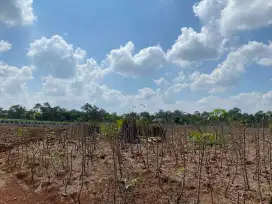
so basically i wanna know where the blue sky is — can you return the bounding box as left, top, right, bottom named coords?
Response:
left=0, top=0, right=271, bottom=114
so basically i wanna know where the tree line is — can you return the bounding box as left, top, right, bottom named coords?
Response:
left=0, top=102, right=271, bottom=126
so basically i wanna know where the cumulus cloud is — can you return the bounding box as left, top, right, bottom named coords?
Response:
left=77, top=58, right=110, bottom=82
left=0, top=40, right=12, bottom=52
left=0, top=1, right=271, bottom=115
left=190, top=41, right=272, bottom=91
left=153, top=77, right=170, bottom=87
left=176, top=0, right=272, bottom=67
left=193, top=0, right=227, bottom=24
left=167, top=83, right=188, bottom=94
left=0, top=0, right=36, bottom=26
left=22, top=35, right=116, bottom=110
left=257, top=58, right=272, bottom=66
left=41, top=76, right=72, bottom=97
left=198, top=90, right=272, bottom=113
left=0, top=61, right=270, bottom=114
left=167, top=0, right=227, bottom=67
left=0, top=62, right=33, bottom=95
left=105, top=41, right=166, bottom=76
left=220, top=0, right=272, bottom=36
left=136, top=88, right=156, bottom=100
left=193, top=0, right=272, bottom=36
left=126, top=88, right=272, bottom=114
left=37, top=75, right=128, bottom=112
left=166, top=27, right=224, bottom=67
left=172, top=71, right=186, bottom=83
left=27, top=35, right=87, bottom=79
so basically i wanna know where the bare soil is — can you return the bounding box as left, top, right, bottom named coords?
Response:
left=0, top=125, right=271, bottom=204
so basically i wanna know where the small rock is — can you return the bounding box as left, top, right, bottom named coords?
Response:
left=41, top=181, right=51, bottom=188
left=211, top=156, right=217, bottom=161
left=70, top=191, right=78, bottom=198
left=159, top=175, right=169, bottom=183
left=36, top=172, right=43, bottom=178
left=245, top=160, right=254, bottom=165
left=186, top=185, right=197, bottom=190
left=262, top=169, right=269, bottom=174
left=100, top=154, right=106, bottom=160
left=65, top=179, right=72, bottom=185
left=16, top=171, right=29, bottom=179
left=61, top=192, right=68, bottom=197
left=56, top=170, right=66, bottom=177
left=47, top=185, right=59, bottom=193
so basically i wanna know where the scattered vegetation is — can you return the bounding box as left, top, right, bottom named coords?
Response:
left=0, top=106, right=272, bottom=203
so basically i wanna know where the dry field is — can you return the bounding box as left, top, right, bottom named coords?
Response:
left=0, top=124, right=272, bottom=204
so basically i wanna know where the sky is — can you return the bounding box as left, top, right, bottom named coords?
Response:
left=0, top=0, right=271, bottom=114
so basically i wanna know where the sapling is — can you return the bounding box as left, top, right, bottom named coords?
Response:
left=196, top=136, right=205, bottom=204
left=242, top=125, right=250, bottom=191
left=255, top=127, right=264, bottom=204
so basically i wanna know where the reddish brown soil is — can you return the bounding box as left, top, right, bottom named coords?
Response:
left=0, top=125, right=272, bottom=204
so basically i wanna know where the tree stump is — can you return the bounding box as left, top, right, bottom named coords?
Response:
left=120, top=120, right=139, bottom=143
left=150, top=125, right=166, bottom=139
left=88, top=124, right=100, bottom=135
left=138, top=125, right=149, bottom=137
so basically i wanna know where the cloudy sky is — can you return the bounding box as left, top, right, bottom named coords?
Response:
left=0, top=0, right=271, bottom=114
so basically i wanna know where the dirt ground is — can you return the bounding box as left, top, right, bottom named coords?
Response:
left=0, top=125, right=271, bottom=204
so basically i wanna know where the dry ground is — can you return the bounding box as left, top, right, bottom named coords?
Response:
left=0, top=125, right=271, bottom=204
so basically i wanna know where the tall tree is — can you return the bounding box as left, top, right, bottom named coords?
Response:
left=7, top=105, right=27, bottom=119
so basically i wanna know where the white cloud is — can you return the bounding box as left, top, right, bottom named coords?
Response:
left=190, top=41, right=272, bottom=91
left=136, top=88, right=156, bottom=100
left=0, top=62, right=33, bottom=95
left=27, top=35, right=87, bottom=79
left=193, top=0, right=272, bottom=37
left=0, top=1, right=271, bottom=115
left=166, top=83, right=188, bottom=95
left=36, top=75, right=128, bottom=112
left=0, top=0, right=36, bottom=26
left=41, top=76, right=71, bottom=97
left=153, top=77, right=169, bottom=87
left=105, top=41, right=166, bottom=76
left=22, top=35, right=116, bottom=111
left=172, top=71, right=186, bottom=83
left=220, top=0, right=272, bottom=36
left=0, top=40, right=12, bottom=52
left=153, top=75, right=189, bottom=101
left=257, top=58, right=272, bottom=66
left=77, top=58, right=110, bottom=82
left=193, top=0, right=227, bottom=24
left=125, top=88, right=272, bottom=114
left=208, top=87, right=228, bottom=93
left=198, top=90, right=272, bottom=113
left=0, top=61, right=270, bottom=114
left=165, top=0, right=229, bottom=67
left=166, top=27, right=224, bottom=66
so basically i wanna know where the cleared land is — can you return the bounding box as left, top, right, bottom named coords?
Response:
left=0, top=124, right=271, bottom=204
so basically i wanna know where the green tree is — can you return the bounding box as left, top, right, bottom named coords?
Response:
left=7, top=105, right=27, bottom=119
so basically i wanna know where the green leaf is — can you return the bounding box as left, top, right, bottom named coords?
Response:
left=17, top=128, right=25, bottom=137
left=177, top=167, right=185, bottom=172
left=117, top=119, right=123, bottom=130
